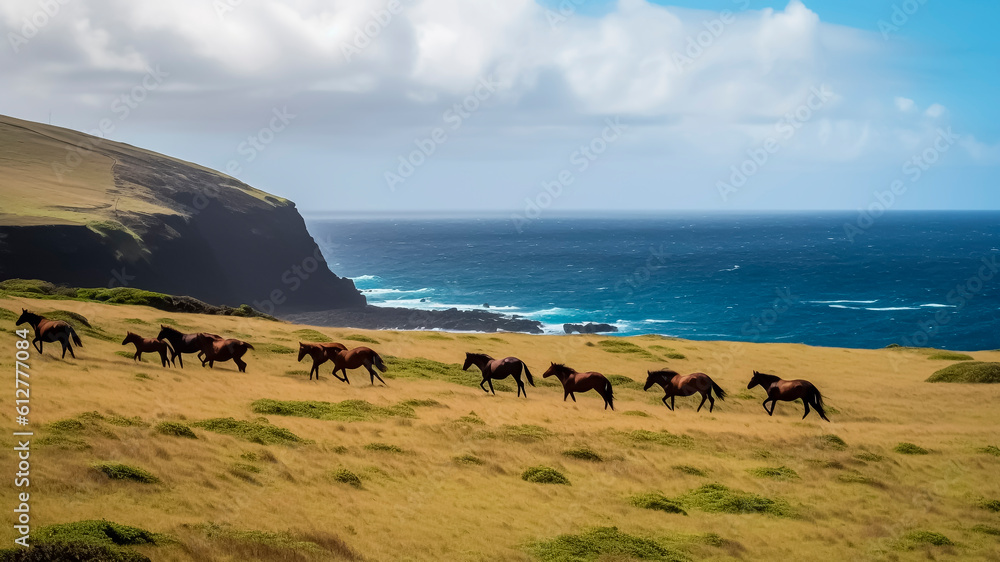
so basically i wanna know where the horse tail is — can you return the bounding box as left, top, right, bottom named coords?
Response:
left=69, top=326, right=83, bottom=347
left=244, top=342, right=255, bottom=351
left=604, top=377, right=615, bottom=410
left=711, top=379, right=727, bottom=401
left=523, top=363, right=535, bottom=386
left=372, top=351, right=387, bottom=372
left=810, top=385, right=830, bottom=421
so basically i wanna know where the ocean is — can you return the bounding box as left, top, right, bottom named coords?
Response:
left=306, top=212, right=1000, bottom=351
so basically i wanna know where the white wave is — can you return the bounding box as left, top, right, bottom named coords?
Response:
left=719, top=265, right=741, bottom=272
left=363, top=287, right=432, bottom=296
left=352, top=275, right=381, bottom=281
left=920, top=303, right=956, bottom=308
left=808, top=300, right=879, bottom=305
left=865, top=306, right=919, bottom=311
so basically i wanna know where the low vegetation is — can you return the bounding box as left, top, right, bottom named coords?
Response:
left=384, top=355, right=513, bottom=392
left=331, top=469, right=363, bottom=489
left=476, top=424, right=552, bottom=443
left=92, top=462, right=160, bottom=484
left=818, top=434, right=848, bottom=450
left=672, top=465, right=707, bottom=477
left=894, top=442, right=929, bottom=455
left=562, top=447, right=603, bottom=462
left=191, top=418, right=306, bottom=445
left=629, top=493, right=687, bottom=515
left=522, top=466, right=570, bottom=485
left=926, top=351, right=974, bottom=361
left=597, top=339, right=657, bottom=359
left=674, top=483, right=793, bottom=517
left=154, top=421, right=197, bottom=439
left=748, top=466, right=799, bottom=479
left=625, top=429, right=694, bottom=448
left=927, top=361, right=1000, bottom=383
left=530, top=527, right=689, bottom=562
left=364, top=442, right=404, bottom=454
left=251, top=399, right=415, bottom=422
left=897, top=530, right=953, bottom=549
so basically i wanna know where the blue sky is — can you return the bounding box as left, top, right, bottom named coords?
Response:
left=2, top=0, right=997, bottom=213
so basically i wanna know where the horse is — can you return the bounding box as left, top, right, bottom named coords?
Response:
left=644, top=369, right=727, bottom=413
left=327, top=346, right=388, bottom=385
left=462, top=352, right=535, bottom=397
left=541, top=363, right=614, bottom=410
left=16, top=309, right=83, bottom=358
left=747, top=370, right=829, bottom=421
left=156, top=325, right=222, bottom=368
left=298, top=342, right=347, bottom=380
left=122, top=332, right=173, bottom=367
left=199, top=338, right=255, bottom=373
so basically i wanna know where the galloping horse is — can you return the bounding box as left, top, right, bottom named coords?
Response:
left=16, top=309, right=82, bottom=358
left=462, top=352, right=535, bottom=397
left=644, top=369, right=727, bottom=413
left=156, top=325, right=221, bottom=368
left=747, top=370, right=829, bottom=421
left=298, top=342, right=347, bottom=380
left=327, top=347, right=388, bottom=385
left=200, top=338, right=255, bottom=373
left=122, top=332, right=173, bottom=367
left=541, top=363, right=614, bottom=410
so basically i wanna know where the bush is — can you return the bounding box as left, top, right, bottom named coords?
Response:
left=836, top=473, right=885, bottom=488
left=927, top=352, right=974, bottom=361
left=622, top=410, right=651, bottom=417
left=605, top=375, right=644, bottom=390
left=191, top=418, right=305, bottom=445
left=629, top=493, right=687, bottom=515
left=0, top=518, right=166, bottom=561
left=249, top=343, right=295, bottom=354
left=251, top=399, right=414, bottom=422
left=675, top=483, right=792, bottom=517
left=456, top=411, right=486, bottom=425
left=625, top=430, right=693, bottom=448
left=345, top=334, right=380, bottom=344
left=672, top=465, right=707, bottom=477
left=979, top=445, right=1000, bottom=456
left=818, top=434, right=847, bottom=450
left=530, top=527, right=687, bottom=562
left=894, top=442, right=929, bottom=455
left=292, top=329, right=332, bottom=343
left=562, top=447, right=603, bottom=462
left=980, top=499, right=1000, bottom=512
left=92, top=463, right=159, bottom=484
left=453, top=454, right=484, bottom=465
left=331, top=469, right=362, bottom=488
left=899, top=530, right=952, bottom=548
left=748, top=466, right=799, bottom=479
left=854, top=452, right=885, bottom=462
left=364, top=442, right=404, bottom=454
left=597, top=340, right=657, bottom=359
left=0, top=543, right=151, bottom=562
left=477, top=424, right=552, bottom=443
left=927, top=361, right=1000, bottom=383
left=154, top=422, right=196, bottom=439
left=522, top=466, right=570, bottom=485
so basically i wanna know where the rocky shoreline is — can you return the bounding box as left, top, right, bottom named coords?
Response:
left=282, top=305, right=544, bottom=334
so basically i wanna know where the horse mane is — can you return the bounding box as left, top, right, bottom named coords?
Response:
left=159, top=325, right=181, bottom=336
left=753, top=371, right=781, bottom=384
left=466, top=352, right=493, bottom=360
left=549, top=363, right=574, bottom=374
left=650, top=368, right=680, bottom=380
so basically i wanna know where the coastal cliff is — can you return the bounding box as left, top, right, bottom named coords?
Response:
left=0, top=114, right=364, bottom=312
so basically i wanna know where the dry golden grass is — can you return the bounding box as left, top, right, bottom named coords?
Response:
left=1, top=295, right=999, bottom=560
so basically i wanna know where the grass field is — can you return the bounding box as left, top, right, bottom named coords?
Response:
left=1, top=295, right=999, bottom=561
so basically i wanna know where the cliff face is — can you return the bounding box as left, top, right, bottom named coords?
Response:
left=0, top=115, right=365, bottom=312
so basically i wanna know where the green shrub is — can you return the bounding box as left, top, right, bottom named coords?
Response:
left=250, top=342, right=295, bottom=354
left=979, top=445, right=1000, bottom=456
left=894, top=442, right=929, bottom=455
left=530, top=527, right=688, bottom=562
left=605, top=375, right=644, bottom=390
left=674, top=483, right=792, bottom=517
left=345, top=334, right=380, bottom=344
left=562, top=447, right=603, bottom=462
left=251, top=399, right=414, bottom=422
left=980, top=499, right=1000, bottom=512
left=364, top=442, right=404, bottom=454
left=629, top=493, right=687, bottom=515
left=456, top=411, right=486, bottom=425
left=400, top=399, right=444, bottom=408
left=385, top=355, right=513, bottom=392
left=331, top=469, right=362, bottom=488
left=154, top=422, right=196, bottom=439
left=194, top=522, right=361, bottom=560
left=597, top=339, right=657, bottom=359
left=92, top=462, right=159, bottom=484
left=672, top=465, right=707, bottom=477
left=0, top=543, right=151, bottom=562
left=419, top=333, right=451, bottom=341
left=453, top=454, right=484, bottom=465
left=292, top=329, right=332, bottom=343
left=0, top=307, right=16, bottom=322
left=899, top=530, right=952, bottom=548
left=927, top=361, right=1000, bottom=383
left=748, top=466, right=799, bottom=479
left=191, top=418, right=305, bottom=445
left=836, top=473, right=885, bottom=488
left=33, top=519, right=162, bottom=547
left=522, top=466, right=570, bottom=485
left=927, top=352, right=974, bottom=361
left=818, top=434, right=847, bottom=450
left=854, top=452, right=885, bottom=462
left=625, top=430, right=693, bottom=448
left=477, top=424, right=552, bottom=443
left=972, top=524, right=1000, bottom=536
left=622, top=410, right=651, bottom=417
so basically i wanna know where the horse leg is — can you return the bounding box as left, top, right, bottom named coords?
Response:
left=696, top=393, right=708, bottom=413
left=177, top=352, right=183, bottom=369
left=61, top=338, right=69, bottom=359
left=487, top=379, right=496, bottom=395
left=813, top=396, right=830, bottom=422
left=136, top=351, right=143, bottom=362
left=514, top=375, right=524, bottom=397
left=707, top=393, right=715, bottom=413
left=762, top=399, right=772, bottom=415
left=570, top=392, right=576, bottom=402
left=235, top=358, right=247, bottom=373
left=802, top=400, right=811, bottom=419
left=661, top=395, right=669, bottom=408
left=768, top=399, right=777, bottom=416
left=563, top=390, right=570, bottom=402
left=480, top=378, right=490, bottom=394
left=670, top=396, right=676, bottom=411
left=32, top=338, right=42, bottom=353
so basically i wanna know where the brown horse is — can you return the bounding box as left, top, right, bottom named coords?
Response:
left=122, top=332, right=173, bottom=367
left=16, top=309, right=83, bottom=358
left=541, top=363, right=614, bottom=410
left=327, top=346, right=388, bottom=385
left=200, top=338, right=255, bottom=373
left=298, top=342, right=347, bottom=380
left=462, top=352, right=535, bottom=397
left=644, top=369, right=726, bottom=413
left=156, top=325, right=222, bottom=368
left=747, top=370, right=829, bottom=421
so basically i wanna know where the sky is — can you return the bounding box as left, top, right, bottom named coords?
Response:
left=2, top=0, right=998, bottom=214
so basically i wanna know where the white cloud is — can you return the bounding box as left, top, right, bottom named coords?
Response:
left=895, top=97, right=915, bottom=112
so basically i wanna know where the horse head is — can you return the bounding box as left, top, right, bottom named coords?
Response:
left=156, top=325, right=176, bottom=341
left=122, top=332, right=138, bottom=345
left=298, top=342, right=310, bottom=362
left=542, top=362, right=569, bottom=379
left=645, top=368, right=679, bottom=390
left=15, top=309, right=36, bottom=327
left=462, top=352, right=490, bottom=371
left=747, top=370, right=764, bottom=389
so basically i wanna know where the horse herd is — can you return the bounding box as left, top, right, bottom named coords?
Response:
left=14, top=309, right=831, bottom=421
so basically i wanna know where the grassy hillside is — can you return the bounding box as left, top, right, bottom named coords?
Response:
left=1, top=295, right=999, bottom=560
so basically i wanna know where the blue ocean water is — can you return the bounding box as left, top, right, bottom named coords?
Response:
left=307, top=212, right=1000, bottom=350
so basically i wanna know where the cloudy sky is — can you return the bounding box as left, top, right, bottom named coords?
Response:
left=2, top=0, right=998, bottom=214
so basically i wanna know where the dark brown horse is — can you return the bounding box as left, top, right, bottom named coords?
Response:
left=327, top=346, right=388, bottom=385
left=644, top=369, right=727, bottom=413
left=462, top=352, right=535, bottom=397
left=156, top=325, right=221, bottom=368
left=298, top=341, right=347, bottom=380
left=541, top=363, right=614, bottom=410
left=747, top=370, right=829, bottom=421
left=122, top=332, right=173, bottom=367
left=200, top=338, right=255, bottom=373
left=16, top=309, right=83, bottom=358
